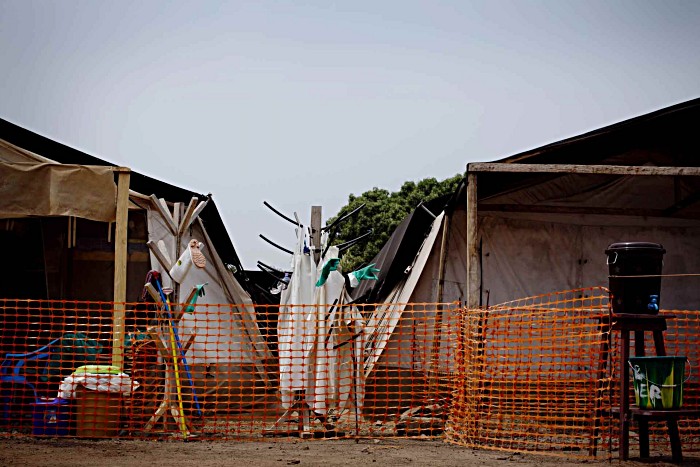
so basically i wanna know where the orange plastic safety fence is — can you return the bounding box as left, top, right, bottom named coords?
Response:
left=3, top=292, right=698, bottom=458
left=447, top=288, right=613, bottom=458
left=0, top=299, right=459, bottom=441
left=604, top=309, right=700, bottom=455
left=447, top=288, right=700, bottom=459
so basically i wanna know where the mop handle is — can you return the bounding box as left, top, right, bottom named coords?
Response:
left=156, top=280, right=203, bottom=416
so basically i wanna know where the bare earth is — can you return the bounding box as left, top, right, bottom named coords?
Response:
left=2, top=437, right=699, bottom=467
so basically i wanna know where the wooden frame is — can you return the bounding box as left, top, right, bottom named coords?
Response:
left=467, top=163, right=700, bottom=177
left=463, top=163, right=700, bottom=310
left=112, top=168, right=131, bottom=369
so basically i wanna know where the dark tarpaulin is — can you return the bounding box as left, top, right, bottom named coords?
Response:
left=352, top=191, right=458, bottom=303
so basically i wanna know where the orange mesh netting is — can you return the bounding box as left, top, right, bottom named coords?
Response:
left=447, top=287, right=700, bottom=459
left=603, top=309, right=700, bottom=455
left=447, top=288, right=613, bottom=457
left=0, top=299, right=459, bottom=440
left=1, top=291, right=698, bottom=459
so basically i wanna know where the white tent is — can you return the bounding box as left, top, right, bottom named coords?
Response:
left=464, top=98, right=700, bottom=309
left=0, top=124, right=273, bottom=413
left=360, top=97, right=700, bottom=416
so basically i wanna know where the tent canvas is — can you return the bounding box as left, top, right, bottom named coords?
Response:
left=467, top=97, right=700, bottom=309
left=359, top=209, right=464, bottom=417
left=0, top=121, right=273, bottom=412
left=358, top=97, right=700, bottom=415
left=361, top=97, right=700, bottom=312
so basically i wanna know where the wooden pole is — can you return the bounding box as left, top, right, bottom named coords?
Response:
left=310, top=206, right=322, bottom=264
left=436, top=214, right=450, bottom=303
left=429, top=213, right=451, bottom=384
left=466, top=173, right=480, bottom=309
left=112, top=168, right=131, bottom=369
left=467, top=162, right=700, bottom=177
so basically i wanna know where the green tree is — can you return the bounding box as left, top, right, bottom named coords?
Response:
left=326, top=174, right=463, bottom=271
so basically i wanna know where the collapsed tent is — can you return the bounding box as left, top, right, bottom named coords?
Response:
left=355, top=201, right=466, bottom=417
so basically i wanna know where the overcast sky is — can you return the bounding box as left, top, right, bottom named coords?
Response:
left=1, top=1, right=699, bottom=269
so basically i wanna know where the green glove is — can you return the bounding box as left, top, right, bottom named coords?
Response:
left=184, top=283, right=207, bottom=313
left=351, top=264, right=380, bottom=282
left=316, top=258, right=340, bottom=287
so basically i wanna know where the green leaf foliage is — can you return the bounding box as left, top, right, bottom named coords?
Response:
left=326, top=174, right=463, bottom=272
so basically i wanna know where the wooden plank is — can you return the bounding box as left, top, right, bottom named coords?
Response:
left=183, top=333, right=196, bottom=353
left=478, top=204, right=700, bottom=219
left=143, top=283, right=163, bottom=306
left=112, top=169, right=131, bottom=370
left=181, top=199, right=209, bottom=234
left=310, top=206, right=322, bottom=263
left=429, top=214, right=450, bottom=377
left=466, top=173, right=480, bottom=308
left=150, top=194, right=178, bottom=235
left=178, top=197, right=200, bottom=236
left=173, top=202, right=182, bottom=227
left=147, top=326, right=171, bottom=360
left=146, top=240, right=174, bottom=276
left=468, top=162, right=700, bottom=177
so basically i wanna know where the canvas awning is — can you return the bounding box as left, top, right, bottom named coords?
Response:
left=0, top=161, right=117, bottom=222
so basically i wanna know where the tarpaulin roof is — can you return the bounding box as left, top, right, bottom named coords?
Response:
left=479, top=96, right=700, bottom=200
left=0, top=117, right=246, bottom=280
left=352, top=190, right=462, bottom=303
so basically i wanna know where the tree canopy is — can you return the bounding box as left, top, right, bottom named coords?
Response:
left=326, top=174, right=462, bottom=272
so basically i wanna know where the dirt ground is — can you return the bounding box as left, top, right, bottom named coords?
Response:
left=2, top=437, right=699, bottom=467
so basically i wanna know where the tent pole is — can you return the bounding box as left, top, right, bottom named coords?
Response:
left=466, top=172, right=480, bottom=309
left=112, top=167, right=131, bottom=370
left=436, top=214, right=450, bottom=303
left=310, top=206, right=322, bottom=264
left=428, top=213, right=450, bottom=384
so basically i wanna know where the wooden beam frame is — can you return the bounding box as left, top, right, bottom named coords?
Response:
left=112, top=168, right=131, bottom=370
left=464, top=162, right=700, bottom=311
left=466, top=173, right=480, bottom=309
left=310, top=206, right=322, bottom=264
left=478, top=204, right=700, bottom=219
left=467, top=163, right=700, bottom=177
left=150, top=194, right=178, bottom=235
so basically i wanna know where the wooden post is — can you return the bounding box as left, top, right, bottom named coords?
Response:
left=310, top=206, right=322, bottom=264
left=436, top=214, right=450, bottom=303
left=466, top=172, right=480, bottom=309
left=112, top=168, right=131, bottom=369
left=429, top=213, right=451, bottom=381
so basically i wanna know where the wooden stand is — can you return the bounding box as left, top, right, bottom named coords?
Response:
left=262, top=391, right=340, bottom=438
left=142, top=289, right=198, bottom=439
left=610, top=314, right=699, bottom=462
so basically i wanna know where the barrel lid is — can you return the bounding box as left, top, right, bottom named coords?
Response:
left=605, top=242, right=665, bottom=253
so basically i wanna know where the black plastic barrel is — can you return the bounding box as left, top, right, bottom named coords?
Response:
left=605, top=242, right=665, bottom=314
